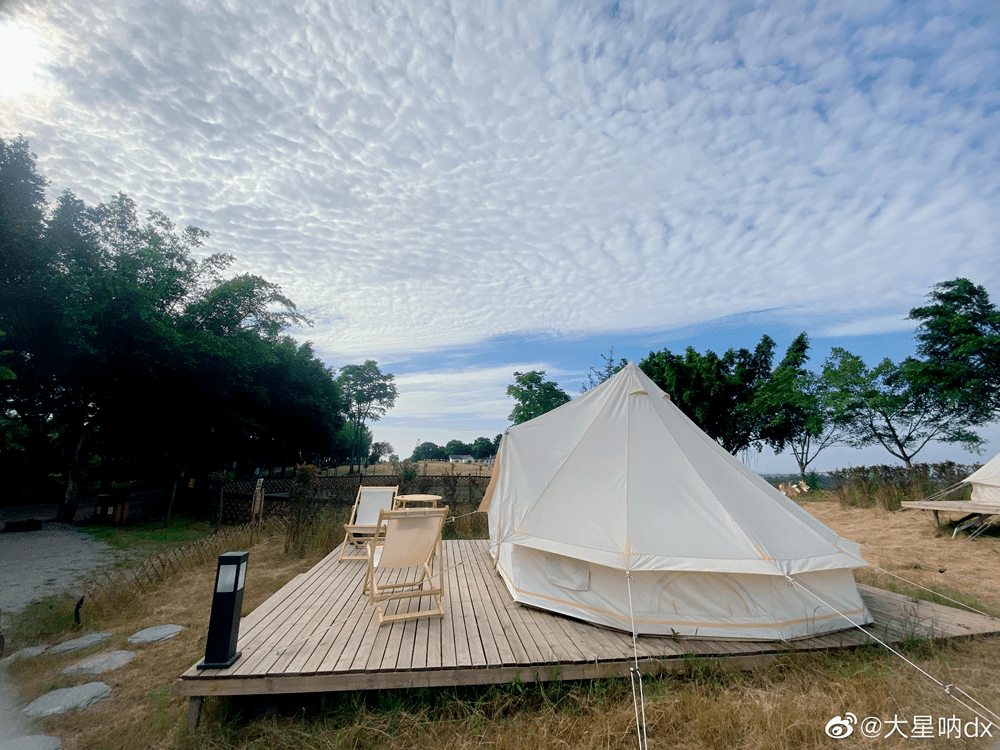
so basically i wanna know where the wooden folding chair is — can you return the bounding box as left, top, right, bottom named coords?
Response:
left=363, top=506, right=449, bottom=626
left=338, top=485, right=398, bottom=561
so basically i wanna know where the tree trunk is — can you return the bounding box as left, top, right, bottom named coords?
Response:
left=57, top=421, right=90, bottom=524
left=214, top=481, right=225, bottom=533
left=165, top=469, right=184, bottom=529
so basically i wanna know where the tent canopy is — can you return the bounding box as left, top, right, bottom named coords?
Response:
left=484, top=362, right=871, bottom=639
left=966, top=452, right=1000, bottom=504
left=488, top=362, right=866, bottom=577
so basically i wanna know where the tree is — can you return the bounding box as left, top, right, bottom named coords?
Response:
left=821, top=348, right=984, bottom=467
left=753, top=333, right=843, bottom=478
left=336, top=361, right=398, bottom=474
left=252, top=338, right=344, bottom=470
left=0, top=137, right=336, bottom=518
left=335, top=423, right=372, bottom=468
left=506, top=371, right=571, bottom=424
left=581, top=347, right=628, bottom=392
left=0, top=136, right=48, bottom=330
left=907, top=278, right=1000, bottom=423
left=369, top=441, right=393, bottom=464
left=640, top=336, right=777, bottom=455
left=470, top=436, right=495, bottom=460
left=444, top=439, right=472, bottom=456
left=411, top=441, right=447, bottom=461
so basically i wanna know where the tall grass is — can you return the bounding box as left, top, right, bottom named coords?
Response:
left=829, top=462, right=977, bottom=511
left=441, top=503, right=488, bottom=540
left=5, top=594, right=80, bottom=646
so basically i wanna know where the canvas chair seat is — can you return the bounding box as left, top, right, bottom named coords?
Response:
left=338, top=485, right=398, bottom=561
left=364, top=506, right=448, bottom=626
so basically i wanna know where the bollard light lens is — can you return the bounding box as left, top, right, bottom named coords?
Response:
left=216, top=564, right=238, bottom=593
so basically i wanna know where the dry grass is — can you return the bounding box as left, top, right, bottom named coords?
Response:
left=807, top=501, right=1000, bottom=618
left=185, top=640, right=1000, bottom=750
left=9, top=531, right=326, bottom=750
left=10, top=502, right=1000, bottom=750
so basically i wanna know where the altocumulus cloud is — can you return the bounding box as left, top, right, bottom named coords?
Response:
left=1, top=0, right=997, bottom=363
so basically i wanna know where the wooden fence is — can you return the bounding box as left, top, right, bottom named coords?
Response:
left=83, top=520, right=283, bottom=607
left=222, top=475, right=492, bottom=524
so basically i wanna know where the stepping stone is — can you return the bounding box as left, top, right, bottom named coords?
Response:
left=22, top=682, right=110, bottom=718
left=1, top=646, right=49, bottom=664
left=49, top=633, right=113, bottom=654
left=0, top=737, right=61, bottom=750
left=127, top=624, right=183, bottom=644
left=61, top=650, right=135, bottom=675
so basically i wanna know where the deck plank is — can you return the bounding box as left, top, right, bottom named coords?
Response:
left=460, top=539, right=503, bottom=666
left=460, top=539, right=517, bottom=665
left=179, top=540, right=1000, bottom=696
left=470, top=543, right=542, bottom=664
left=227, top=551, right=352, bottom=677
left=454, top=541, right=488, bottom=667
left=270, top=555, right=366, bottom=676
left=362, top=563, right=410, bottom=671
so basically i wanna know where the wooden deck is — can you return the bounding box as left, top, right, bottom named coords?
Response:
left=900, top=500, right=1000, bottom=534
left=177, top=539, right=1000, bottom=716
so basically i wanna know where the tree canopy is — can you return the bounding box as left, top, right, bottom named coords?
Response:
left=506, top=371, right=571, bottom=425
left=336, top=360, right=398, bottom=473
left=0, top=136, right=344, bottom=519
left=907, top=278, right=1000, bottom=424
left=411, top=441, right=447, bottom=461
left=753, top=333, right=842, bottom=477
left=639, top=335, right=779, bottom=455
left=821, top=347, right=984, bottom=467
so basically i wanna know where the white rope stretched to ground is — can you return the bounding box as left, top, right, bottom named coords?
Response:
left=871, top=566, right=999, bottom=620
left=960, top=513, right=999, bottom=544
left=905, top=480, right=969, bottom=505
left=786, top=574, right=1000, bottom=728
left=934, top=567, right=1000, bottom=594
left=625, top=571, right=648, bottom=750
left=273, top=542, right=497, bottom=656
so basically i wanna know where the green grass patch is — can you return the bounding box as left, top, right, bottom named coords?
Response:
left=6, top=593, right=80, bottom=646
left=80, top=515, right=214, bottom=557
left=854, top=569, right=999, bottom=618
left=885, top=581, right=998, bottom=618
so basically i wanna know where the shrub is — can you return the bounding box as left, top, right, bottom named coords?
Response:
left=285, top=464, right=322, bottom=556
left=829, top=462, right=978, bottom=511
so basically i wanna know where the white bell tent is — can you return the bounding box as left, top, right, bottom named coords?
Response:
left=480, top=362, right=872, bottom=640
left=965, top=452, right=1000, bottom=505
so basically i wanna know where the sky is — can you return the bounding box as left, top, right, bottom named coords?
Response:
left=2, top=0, right=998, bottom=473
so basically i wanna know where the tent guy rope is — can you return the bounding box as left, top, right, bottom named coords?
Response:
left=872, top=567, right=998, bottom=620
left=625, top=570, right=649, bottom=750
left=786, top=575, right=1000, bottom=728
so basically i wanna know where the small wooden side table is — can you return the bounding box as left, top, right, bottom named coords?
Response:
left=393, top=494, right=442, bottom=509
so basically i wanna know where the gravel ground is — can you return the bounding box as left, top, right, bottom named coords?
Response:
left=0, top=524, right=119, bottom=619
left=0, top=506, right=123, bottom=744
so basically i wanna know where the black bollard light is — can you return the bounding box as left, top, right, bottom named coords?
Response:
left=197, top=551, right=249, bottom=670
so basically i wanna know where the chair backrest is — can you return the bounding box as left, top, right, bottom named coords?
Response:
left=354, top=486, right=397, bottom=526
left=375, top=507, right=448, bottom=569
